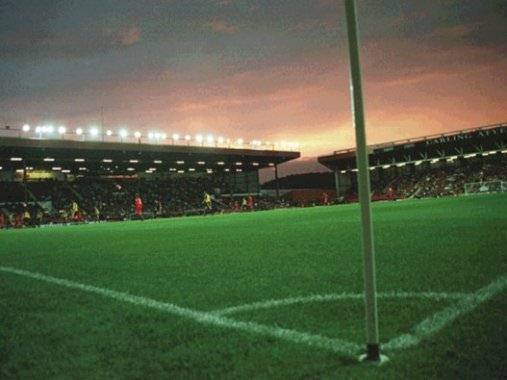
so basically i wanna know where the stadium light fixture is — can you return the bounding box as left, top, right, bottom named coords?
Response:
left=79, top=167, right=87, bottom=171
left=10, top=157, right=22, bottom=161
left=217, top=136, right=224, bottom=144
left=58, top=126, right=66, bottom=135
left=160, top=133, right=167, bottom=139
left=106, top=129, right=113, bottom=136
left=103, top=159, right=113, bottom=163
left=52, top=167, right=62, bottom=171
left=340, top=170, right=347, bottom=174
left=172, top=133, right=180, bottom=141
left=197, top=161, right=205, bottom=165
left=126, top=167, right=135, bottom=171
left=35, top=126, right=42, bottom=134
left=15, top=169, right=24, bottom=174
left=45, top=125, right=54, bottom=134
left=43, top=158, right=55, bottom=162
left=89, top=127, right=99, bottom=137
left=224, top=168, right=230, bottom=172
left=134, top=131, right=142, bottom=139
left=119, top=129, right=128, bottom=138
left=0, top=166, right=2, bottom=170
left=185, top=134, right=192, bottom=141
left=188, top=168, right=196, bottom=172
left=153, top=160, right=162, bottom=164
left=22, top=124, right=30, bottom=132
left=74, top=158, right=85, bottom=162
left=235, top=162, right=242, bottom=166
left=236, top=168, right=243, bottom=172
left=169, top=168, right=176, bottom=171
left=195, top=134, right=204, bottom=143
left=76, top=128, right=83, bottom=135
left=217, top=161, right=225, bottom=165
left=176, top=160, right=185, bottom=164
left=344, top=0, right=384, bottom=363
left=206, top=135, right=214, bottom=144
left=62, top=169, right=70, bottom=174
left=129, top=159, right=139, bottom=163
left=236, top=138, right=244, bottom=145
left=206, top=168, right=213, bottom=174
left=177, top=169, right=184, bottom=173
left=252, top=162, right=259, bottom=166
left=25, top=166, right=34, bottom=171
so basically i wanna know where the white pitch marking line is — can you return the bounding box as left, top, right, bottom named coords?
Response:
left=213, top=291, right=469, bottom=316
left=384, top=274, right=507, bottom=351
left=0, top=266, right=360, bottom=356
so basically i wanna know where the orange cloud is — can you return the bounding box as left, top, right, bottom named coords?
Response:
left=207, top=19, right=237, bottom=34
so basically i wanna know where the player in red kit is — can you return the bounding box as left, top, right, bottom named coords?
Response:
left=134, top=194, right=143, bottom=220
left=322, top=192, right=329, bottom=206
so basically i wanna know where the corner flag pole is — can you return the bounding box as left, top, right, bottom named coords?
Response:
left=343, top=0, right=381, bottom=361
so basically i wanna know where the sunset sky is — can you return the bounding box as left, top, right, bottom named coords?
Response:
left=1, top=0, right=506, bottom=167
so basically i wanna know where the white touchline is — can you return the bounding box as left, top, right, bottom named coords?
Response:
left=0, top=266, right=360, bottom=356
left=1, top=266, right=505, bottom=356
left=384, top=274, right=507, bottom=351
left=213, top=291, right=469, bottom=316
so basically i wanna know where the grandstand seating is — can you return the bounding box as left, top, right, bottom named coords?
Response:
left=0, top=154, right=505, bottom=228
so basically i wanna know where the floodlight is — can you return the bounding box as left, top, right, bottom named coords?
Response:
left=236, top=138, right=244, bottom=145
left=185, top=134, right=192, bottom=141
left=172, top=133, right=180, bottom=141
left=74, top=158, right=85, bottom=162
left=22, top=124, right=30, bottom=132
left=106, top=130, right=113, bottom=136
left=153, top=160, right=162, bottom=164
left=76, top=128, right=83, bottom=135
left=10, top=157, right=22, bottom=161
left=195, top=134, right=203, bottom=143
left=35, top=126, right=42, bottom=133
left=217, top=136, right=224, bottom=144
left=58, top=126, right=66, bottom=134
left=119, top=129, right=128, bottom=138
left=134, top=131, right=142, bottom=139
left=206, top=135, right=214, bottom=143
left=89, top=127, right=99, bottom=137
left=43, top=158, right=55, bottom=162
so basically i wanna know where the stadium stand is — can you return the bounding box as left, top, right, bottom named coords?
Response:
left=1, top=122, right=506, bottom=228
left=0, top=130, right=299, bottom=227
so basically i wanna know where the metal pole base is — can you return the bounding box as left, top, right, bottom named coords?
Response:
left=358, top=344, right=389, bottom=365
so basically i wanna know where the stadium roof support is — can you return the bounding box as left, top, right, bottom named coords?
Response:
left=0, top=136, right=300, bottom=175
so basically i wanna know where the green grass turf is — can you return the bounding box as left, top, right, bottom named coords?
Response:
left=0, top=194, right=506, bottom=378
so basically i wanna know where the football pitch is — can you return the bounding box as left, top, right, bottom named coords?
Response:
left=1, top=194, right=506, bottom=378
